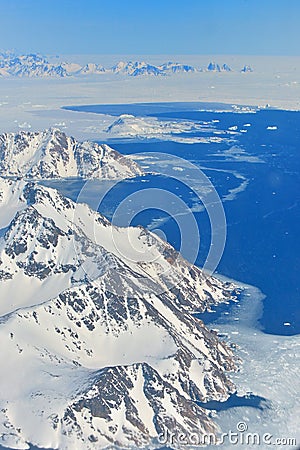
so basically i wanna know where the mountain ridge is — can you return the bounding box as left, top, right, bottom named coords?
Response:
left=0, top=128, right=143, bottom=179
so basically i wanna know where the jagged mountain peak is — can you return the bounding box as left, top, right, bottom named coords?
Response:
left=207, top=61, right=221, bottom=72
left=222, top=63, right=232, bottom=71
left=241, top=64, right=253, bottom=72
left=111, top=60, right=162, bottom=76
left=0, top=128, right=143, bottom=179
left=159, top=61, right=197, bottom=73
left=207, top=62, right=233, bottom=72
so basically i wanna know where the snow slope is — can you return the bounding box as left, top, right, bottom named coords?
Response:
left=0, top=178, right=238, bottom=449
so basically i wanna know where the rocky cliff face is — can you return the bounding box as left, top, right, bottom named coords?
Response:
left=0, top=178, right=238, bottom=449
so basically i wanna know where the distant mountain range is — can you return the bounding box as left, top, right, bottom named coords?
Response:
left=0, top=52, right=253, bottom=77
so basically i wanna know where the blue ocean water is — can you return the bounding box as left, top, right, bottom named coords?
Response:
left=55, top=103, right=300, bottom=336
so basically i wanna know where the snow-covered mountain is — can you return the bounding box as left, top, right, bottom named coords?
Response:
left=0, top=128, right=143, bottom=179
left=0, top=52, right=252, bottom=77
left=0, top=53, right=198, bottom=78
left=207, top=62, right=233, bottom=72
left=77, top=63, right=106, bottom=75
left=105, top=113, right=206, bottom=137
left=0, top=177, right=238, bottom=449
left=104, top=114, right=238, bottom=144
left=221, top=63, right=232, bottom=72
left=207, top=62, right=221, bottom=72
left=110, top=61, right=162, bottom=76
left=159, top=61, right=197, bottom=73
left=0, top=53, right=68, bottom=77
left=110, top=61, right=197, bottom=76
left=241, top=64, right=253, bottom=72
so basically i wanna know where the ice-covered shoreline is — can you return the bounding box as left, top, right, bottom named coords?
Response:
left=209, top=279, right=300, bottom=449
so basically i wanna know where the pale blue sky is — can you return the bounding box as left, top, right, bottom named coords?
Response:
left=0, top=0, right=299, bottom=55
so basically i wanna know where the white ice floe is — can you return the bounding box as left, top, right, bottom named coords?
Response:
left=211, top=146, right=265, bottom=163
left=209, top=280, right=300, bottom=449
